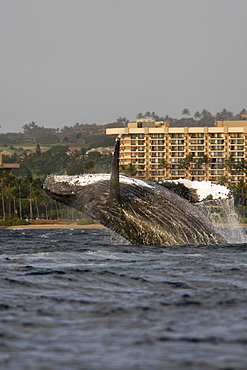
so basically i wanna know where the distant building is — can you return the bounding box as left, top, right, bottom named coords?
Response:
left=106, top=119, right=247, bottom=183
left=0, top=150, right=14, bottom=157
left=0, top=154, right=20, bottom=174
left=86, top=147, right=114, bottom=155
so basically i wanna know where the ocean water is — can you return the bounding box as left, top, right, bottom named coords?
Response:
left=0, top=228, right=247, bottom=370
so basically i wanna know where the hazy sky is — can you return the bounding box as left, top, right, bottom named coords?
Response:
left=1, top=0, right=246, bottom=132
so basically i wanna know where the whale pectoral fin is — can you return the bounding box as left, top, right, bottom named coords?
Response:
left=110, top=136, right=120, bottom=203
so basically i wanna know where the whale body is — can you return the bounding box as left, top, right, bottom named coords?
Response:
left=43, top=137, right=228, bottom=246
left=44, top=175, right=227, bottom=246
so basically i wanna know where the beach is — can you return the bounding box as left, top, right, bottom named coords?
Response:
left=6, top=223, right=106, bottom=229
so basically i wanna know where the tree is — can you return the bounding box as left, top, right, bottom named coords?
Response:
left=120, top=163, right=137, bottom=176
left=197, top=154, right=209, bottom=165
left=144, top=111, right=151, bottom=118
left=179, top=154, right=194, bottom=170
left=225, top=154, right=236, bottom=174
left=62, top=137, right=69, bottom=143
left=215, top=108, right=233, bottom=121
left=0, top=171, right=6, bottom=219
left=233, top=158, right=247, bottom=175
left=136, top=113, right=143, bottom=119
left=200, top=109, right=214, bottom=125
left=239, top=108, right=247, bottom=115
left=158, top=159, right=170, bottom=170
left=182, top=108, right=191, bottom=117
left=15, top=177, right=24, bottom=218
left=36, top=143, right=41, bottom=155
left=194, top=111, right=201, bottom=121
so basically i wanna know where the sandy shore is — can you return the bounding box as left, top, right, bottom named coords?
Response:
left=6, top=223, right=106, bottom=229
left=6, top=223, right=247, bottom=230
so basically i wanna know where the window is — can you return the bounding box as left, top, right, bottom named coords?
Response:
left=171, top=146, right=184, bottom=151
left=230, top=146, right=244, bottom=151
left=230, top=133, right=244, bottom=138
left=210, top=170, right=224, bottom=175
left=171, top=133, right=184, bottom=138
left=210, top=139, right=224, bottom=144
left=191, top=170, right=205, bottom=175
left=171, top=170, right=184, bottom=175
left=191, top=164, right=204, bottom=169
left=171, top=152, right=184, bottom=157
left=210, top=158, right=224, bottom=163
left=210, top=164, right=224, bottom=169
left=210, top=133, right=224, bottom=138
left=211, top=152, right=224, bottom=157
left=210, top=146, right=224, bottom=150
left=190, top=133, right=204, bottom=138
left=190, top=146, right=204, bottom=151
left=171, top=140, right=184, bottom=145
left=230, top=139, right=244, bottom=144
left=190, top=139, right=204, bottom=144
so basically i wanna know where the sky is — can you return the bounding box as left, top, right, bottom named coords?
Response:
left=0, top=0, right=246, bottom=133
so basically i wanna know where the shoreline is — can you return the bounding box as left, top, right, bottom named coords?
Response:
left=6, top=223, right=106, bottom=229
left=5, top=222, right=247, bottom=230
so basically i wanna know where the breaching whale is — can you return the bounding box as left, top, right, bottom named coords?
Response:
left=44, top=138, right=228, bottom=246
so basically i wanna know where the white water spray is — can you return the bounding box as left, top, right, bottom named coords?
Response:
left=197, top=198, right=246, bottom=244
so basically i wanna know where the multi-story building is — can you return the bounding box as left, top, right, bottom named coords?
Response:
left=106, top=119, right=247, bottom=183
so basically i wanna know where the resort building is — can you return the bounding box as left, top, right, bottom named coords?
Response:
left=106, top=119, right=247, bottom=183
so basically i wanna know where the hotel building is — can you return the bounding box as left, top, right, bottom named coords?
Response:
left=106, top=119, right=247, bottom=183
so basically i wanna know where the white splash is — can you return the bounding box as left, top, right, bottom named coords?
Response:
left=52, top=174, right=154, bottom=189
left=164, top=178, right=231, bottom=201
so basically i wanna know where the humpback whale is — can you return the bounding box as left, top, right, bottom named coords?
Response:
left=44, top=138, right=228, bottom=246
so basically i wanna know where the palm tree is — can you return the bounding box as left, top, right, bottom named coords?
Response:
left=24, top=175, right=35, bottom=220
left=194, top=111, right=201, bottom=121
left=15, top=177, right=24, bottom=218
left=225, top=154, right=236, bottom=174
left=39, top=192, right=52, bottom=220
left=158, top=159, right=170, bottom=170
left=197, top=154, right=209, bottom=165
left=0, top=171, right=6, bottom=219
left=179, top=154, right=194, bottom=170
left=234, top=158, right=247, bottom=175
left=182, top=108, right=191, bottom=118
left=120, top=163, right=137, bottom=176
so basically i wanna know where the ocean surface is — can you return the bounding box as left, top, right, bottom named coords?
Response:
left=0, top=227, right=247, bottom=370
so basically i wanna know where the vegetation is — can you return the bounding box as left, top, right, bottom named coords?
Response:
left=76, top=218, right=96, bottom=225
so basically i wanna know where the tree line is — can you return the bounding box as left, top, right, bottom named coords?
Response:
left=136, top=108, right=247, bottom=127
left=0, top=108, right=246, bottom=147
